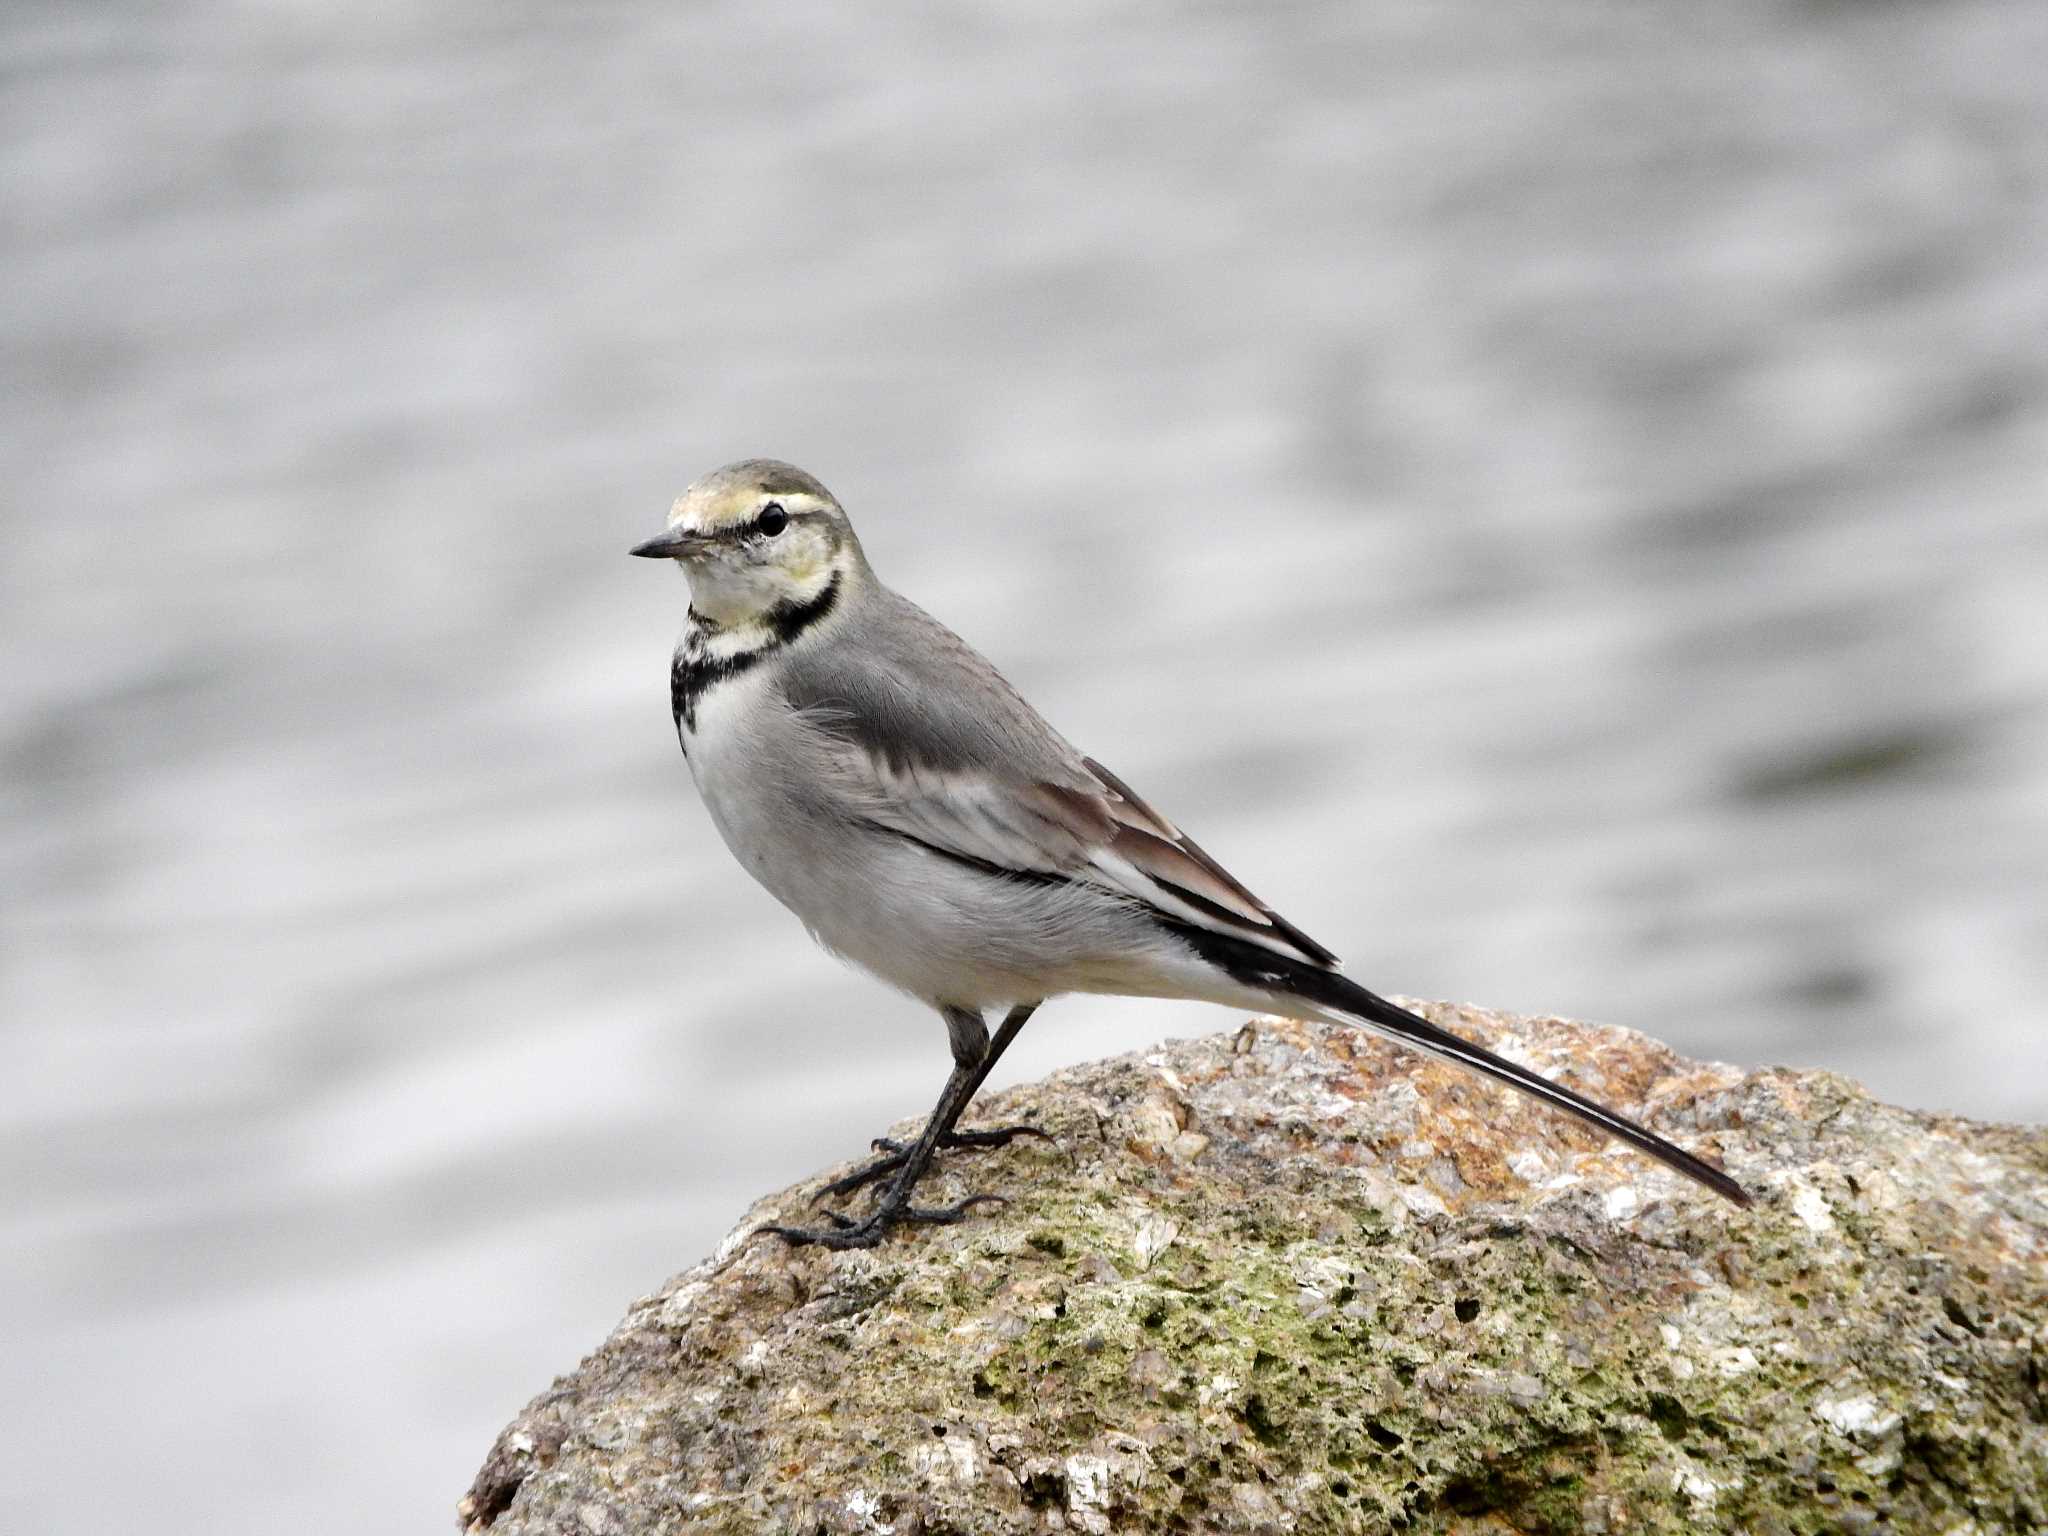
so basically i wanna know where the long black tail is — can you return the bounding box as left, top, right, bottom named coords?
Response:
left=1170, top=924, right=1751, bottom=1207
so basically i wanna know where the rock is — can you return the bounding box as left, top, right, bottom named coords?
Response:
left=461, top=1003, right=2048, bottom=1534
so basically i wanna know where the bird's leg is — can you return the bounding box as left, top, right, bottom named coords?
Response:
left=764, top=1005, right=1044, bottom=1248
left=867, top=1002, right=1050, bottom=1150
left=761, top=1010, right=990, bottom=1249
left=816, top=1004, right=1045, bottom=1202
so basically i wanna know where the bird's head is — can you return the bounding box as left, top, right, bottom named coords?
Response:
left=631, top=459, right=864, bottom=629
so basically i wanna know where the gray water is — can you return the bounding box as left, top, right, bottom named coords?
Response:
left=4, top=1, right=2046, bottom=1530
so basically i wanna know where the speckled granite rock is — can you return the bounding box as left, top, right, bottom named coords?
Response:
left=461, top=1004, right=2048, bottom=1535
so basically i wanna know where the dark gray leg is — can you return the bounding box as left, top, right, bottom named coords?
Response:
left=813, top=1003, right=1050, bottom=1202
left=944, top=1004, right=991, bottom=1072
left=761, top=1003, right=1043, bottom=1249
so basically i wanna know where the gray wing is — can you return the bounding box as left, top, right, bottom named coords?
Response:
left=780, top=586, right=1339, bottom=968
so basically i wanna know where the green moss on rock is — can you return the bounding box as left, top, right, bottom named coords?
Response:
left=463, top=1005, right=2048, bottom=1534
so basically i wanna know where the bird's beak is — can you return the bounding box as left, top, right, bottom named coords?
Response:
left=630, top=527, right=712, bottom=560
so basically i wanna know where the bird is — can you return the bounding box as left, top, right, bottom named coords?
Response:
left=631, top=459, right=1750, bottom=1248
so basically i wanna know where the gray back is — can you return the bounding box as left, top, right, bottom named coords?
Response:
left=778, top=580, right=1095, bottom=790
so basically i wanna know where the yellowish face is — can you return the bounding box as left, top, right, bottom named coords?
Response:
left=641, top=460, right=858, bottom=629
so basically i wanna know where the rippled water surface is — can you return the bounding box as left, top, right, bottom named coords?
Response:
left=4, top=2, right=2046, bottom=1530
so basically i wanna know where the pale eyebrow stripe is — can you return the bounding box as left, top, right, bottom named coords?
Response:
left=715, top=502, right=832, bottom=540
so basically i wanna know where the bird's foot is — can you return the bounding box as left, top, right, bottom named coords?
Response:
left=819, top=1122, right=1054, bottom=1202
left=758, top=1194, right=1006, bottom=1250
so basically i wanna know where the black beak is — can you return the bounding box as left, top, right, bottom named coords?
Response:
left=630, top=527, right=711, bottom=560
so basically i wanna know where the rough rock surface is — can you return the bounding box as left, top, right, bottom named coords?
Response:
left=463, top=1003, right=2048, bottom=1534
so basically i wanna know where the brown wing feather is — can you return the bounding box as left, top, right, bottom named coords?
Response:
left=1083, top=756, right=1341, bottom=968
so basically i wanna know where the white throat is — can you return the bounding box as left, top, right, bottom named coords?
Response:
left=682, top=560, right=814, bottom=629
left=685, top=552, right=854, bottom=643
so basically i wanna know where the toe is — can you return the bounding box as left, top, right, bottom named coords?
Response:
left=942, top=1123, right=1054, bottom=1150
left=903, top=1193, right=1008, bottom=1226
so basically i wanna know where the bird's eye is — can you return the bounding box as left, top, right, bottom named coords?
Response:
left=758, top=503, right=789, bottom=536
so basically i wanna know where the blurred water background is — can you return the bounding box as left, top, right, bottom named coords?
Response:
left=4, top=0, right=2046, bottom=1529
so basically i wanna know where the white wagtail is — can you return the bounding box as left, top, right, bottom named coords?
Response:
left=632, top=460, right=1749, bottom=1247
